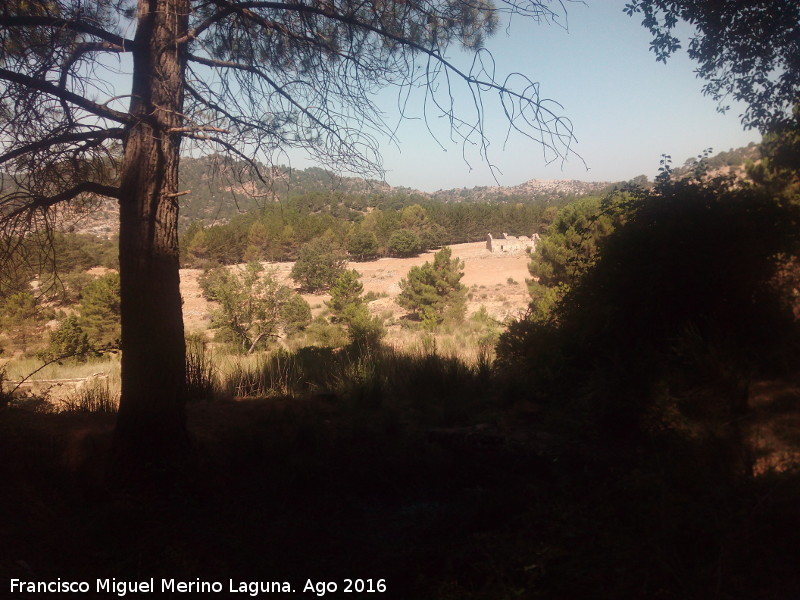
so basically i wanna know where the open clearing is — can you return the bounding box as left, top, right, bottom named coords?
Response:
left=180, top=241, right=533, bottom=335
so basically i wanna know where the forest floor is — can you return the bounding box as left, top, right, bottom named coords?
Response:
left=1, top=384, right=799, bottom=600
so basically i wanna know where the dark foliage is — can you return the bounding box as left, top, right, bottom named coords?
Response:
left=563, top=178, right=800, bottom=367
left=499, top=174, right=800, bottom=450
left=626, top=0, right=800, bottom=131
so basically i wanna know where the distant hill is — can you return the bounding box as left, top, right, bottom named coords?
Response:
left=176, top=156, right=396, bottom=223
left=174, top=155, right=613, bottom=224
left=670, top=142, right=761, bottom=179
left=12, top=144, right=761, bottom=237
left=430, top=179, right=613, bottom=202
left=173, top=157, right=612, bottom=222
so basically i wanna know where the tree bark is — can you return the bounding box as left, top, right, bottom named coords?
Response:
left=113, top=0, right=191, bottom=483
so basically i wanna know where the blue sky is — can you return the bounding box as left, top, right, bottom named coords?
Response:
left=325, top=0, right=761, bottom=192
left=98, top=1, right=760, bottom=193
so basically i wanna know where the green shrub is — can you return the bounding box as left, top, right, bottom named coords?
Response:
left=290, top=231, right=348, bottom=292
left=387, top=229, right=423, bottom=257
left=397, top=246, right=467, bottom=326
left=327, top=269, right=364, bottom=319
left=347, top=229, right=380, bottom=261
left=201, top=262, right=309, bottom=352
left=281, top=293, right=313, bottom=337
left=56, top=270, right=95, bottom=305
left=46, top=315, right=94, bottom=361
left=327, top=270, right=384, bottom=347
left=303, top=316, right=349, bottom=348
left=78, top=272, right=121, bottom=348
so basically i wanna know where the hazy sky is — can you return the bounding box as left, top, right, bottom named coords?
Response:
left=300, top=0, right=761, bottom=192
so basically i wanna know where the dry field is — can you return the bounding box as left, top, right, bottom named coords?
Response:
left=2, top=241, right=529, bottom=399
left=180, top=241, right=533, bottom=345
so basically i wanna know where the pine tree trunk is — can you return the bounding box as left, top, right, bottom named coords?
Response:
left=113, top=0, right=191, bottom=482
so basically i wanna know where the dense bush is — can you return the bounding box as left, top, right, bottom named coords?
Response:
left=201, top=262, right=310, bottom=352
left=499, top=173, right=800, bottom=455
left=563, top=178, right=800, bottom=366
left=78, top=272, right=121, bottom=348
left=346, top=229, right=380, bottom=261
left=290, top=232, right=348, bottom=292
left=327, top=269, right=384, bottom=347
left=387, top=229, right=423, bottom=257
left=47, top=315, right=93, bottom=361
left=0, top=291, right=54, bottom=350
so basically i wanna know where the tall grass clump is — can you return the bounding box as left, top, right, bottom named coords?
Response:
left=60, top=381, right=119, bottom=414
left=222, top=348, right=309, bottom=398
left=222, top=344, right=493, bottom=427
left=186, top=335, right=220, bottom=402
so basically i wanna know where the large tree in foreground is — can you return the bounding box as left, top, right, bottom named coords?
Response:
left=0, top=0, right=576, bottom=475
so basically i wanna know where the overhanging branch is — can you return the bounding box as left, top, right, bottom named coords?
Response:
left=0, top=67, right=132, bottom=124
left=0, top=15, right=134, bottom=48
left=0, top=128, right=125, bottom=166
left=4, top=181, right=120, bottom=218
left=189, top=0, right=575, bottom=158
left=187, top=53, right=347, bottom=146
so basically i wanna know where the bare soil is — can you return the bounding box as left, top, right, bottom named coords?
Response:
left=180, top=241, right=532, bottom=334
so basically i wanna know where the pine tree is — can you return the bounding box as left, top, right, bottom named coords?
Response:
left=327, top=269, right=383, bottom=347
left=397, top=247, right=467, bottom=326
left=78, top=273, right=121, bottom=348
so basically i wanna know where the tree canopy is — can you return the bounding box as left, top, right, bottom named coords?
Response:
left=625, top=0, right=800, bottom=132
left=200, top=262, right=309, bottom=353
left=290, top=231, right=348, bottom=293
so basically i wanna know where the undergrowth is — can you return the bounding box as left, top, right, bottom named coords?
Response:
left=59, top=381, right=119, bottom=414
left=2, top=332, right=799, bottom=599
left=222, top=344, right=493, bottom=427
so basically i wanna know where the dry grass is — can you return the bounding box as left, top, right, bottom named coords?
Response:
left=1, top=354, right=120, bottom=383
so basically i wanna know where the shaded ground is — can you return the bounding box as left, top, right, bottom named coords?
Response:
left=749, top=374, right=800, bottom=473
left=2, top=387, right=799, bottom=599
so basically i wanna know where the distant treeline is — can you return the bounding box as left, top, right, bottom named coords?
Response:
left=1, top=232, right=118, bottom=302
left=179, top=192, right=582, bottom=266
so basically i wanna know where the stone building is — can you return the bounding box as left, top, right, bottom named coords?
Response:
left=486, top=232, right=540, bottom=253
